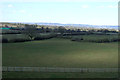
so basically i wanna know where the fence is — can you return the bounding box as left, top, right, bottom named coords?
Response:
left=2, top=67, right=119, bottom=72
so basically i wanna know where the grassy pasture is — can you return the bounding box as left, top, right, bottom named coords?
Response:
left=2, top=34, right=118, bottom=78
left=3, top=72, right=118, bottom=78
left=3, top=38, right=118, bottom=68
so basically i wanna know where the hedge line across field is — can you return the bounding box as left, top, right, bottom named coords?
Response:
left=1, top=33, right=56, bottom=43
left=71, top=36, right=119, bottom=43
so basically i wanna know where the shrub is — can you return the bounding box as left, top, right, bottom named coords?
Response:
left=2, top=38, right=8, bottom=43
left=7, top=38, right=29, bottom=43
left=34, top=33, right=56, bottom=40
left=70, top=35, right=119, bottom=43
left=2, top=34, right=31, bottom=43
left=71, top=37, right=83, bottom=41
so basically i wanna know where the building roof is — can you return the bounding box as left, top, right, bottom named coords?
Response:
left=0, top=27, right=10, bottom=29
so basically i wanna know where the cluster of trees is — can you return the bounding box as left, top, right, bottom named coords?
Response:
left=2, top=23, right=118, bottom=35
left=1, top=24, right=57, bottom=43
left=1, top=23, right=119, bottom=43
left=2, top=37, right=30, bottom=43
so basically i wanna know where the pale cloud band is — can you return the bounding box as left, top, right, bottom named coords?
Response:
left=8, top=4, right=13, bottom=7
left=81, top=5, right=89, bottom=8
left=98, top=5, right=118, bottom=8
left=1, top=0, right=119, bottom=2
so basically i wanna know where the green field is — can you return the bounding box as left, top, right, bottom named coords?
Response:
left=3, top=72, right=118, bottom=78
left=3, top=38, right=118, bottom=68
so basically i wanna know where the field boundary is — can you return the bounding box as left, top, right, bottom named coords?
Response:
left=2, top=67, right=118, bottom=72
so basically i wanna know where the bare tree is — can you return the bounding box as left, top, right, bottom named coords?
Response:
left=23, top=24, right=37, bottom=40
left=58, top=26, right=66, bottom=36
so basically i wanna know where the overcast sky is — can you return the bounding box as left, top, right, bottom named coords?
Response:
left=0, top=0, right=119, bottom=25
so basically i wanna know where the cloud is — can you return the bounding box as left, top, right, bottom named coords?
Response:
left=8, top=4, right=13, bottom=8
left=98, top=5, right=118, bottom=8
left=12, top=10, right=16, bottom=13
left=28, top=14, right=33, bottom=17
left=81, top=5, right=89, bottom=8
left=98, top=5, right=105, bottom=8
left=19, top=10, right=26, bottom=13
left=107, top=5, right=117, bottom=8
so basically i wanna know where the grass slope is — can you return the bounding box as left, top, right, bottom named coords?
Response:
left=3, top=38, right=118, bottom=68
left=3, top=72, right=118, bottom=78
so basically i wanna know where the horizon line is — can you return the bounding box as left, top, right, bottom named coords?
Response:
left=1, top=22, right=118, bottom=26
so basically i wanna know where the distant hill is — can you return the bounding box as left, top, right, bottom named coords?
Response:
left=9, top=22, right=118, bottom=30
